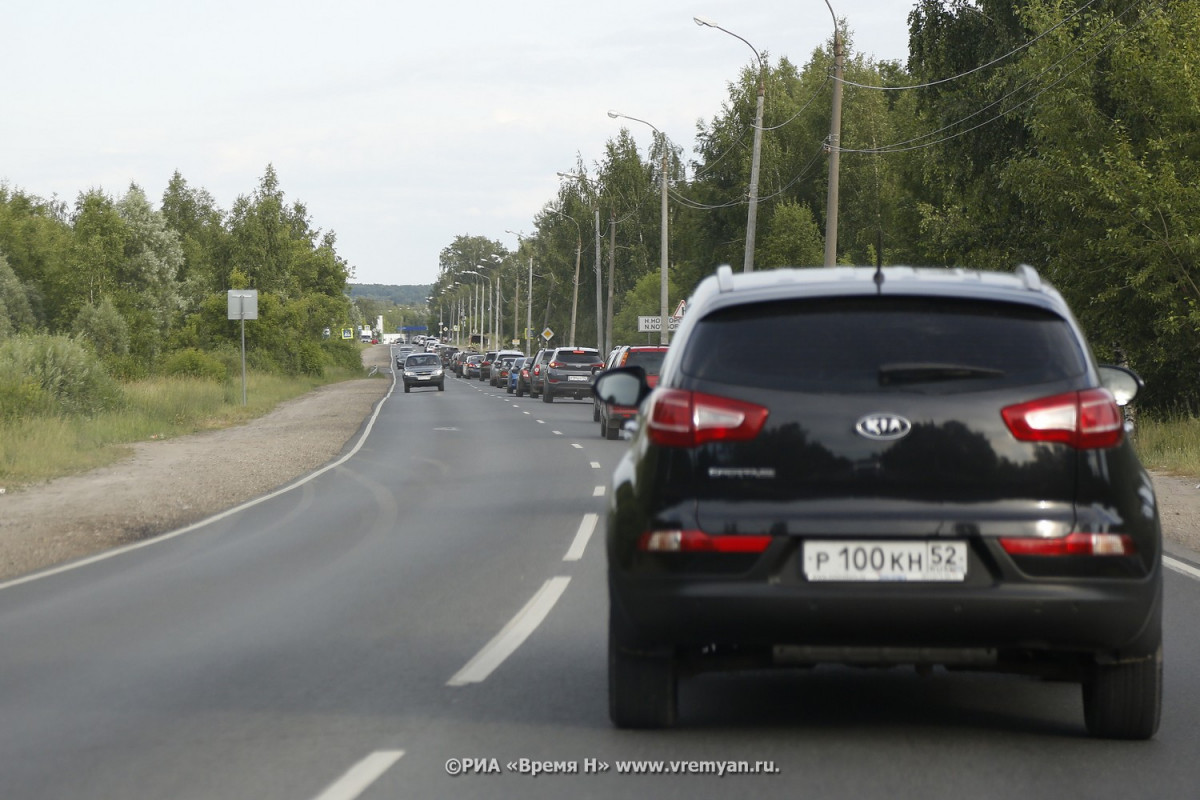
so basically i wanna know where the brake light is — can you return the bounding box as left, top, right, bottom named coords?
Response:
left=999, top=532, right=1136, bottom=556
left=549, top=361, right=561, bottom=369
left=638, top=529, right=772, bottom=553
left=1001, top=388, right=1123, bottom=449
left=646, top=389, right=768, bottom=447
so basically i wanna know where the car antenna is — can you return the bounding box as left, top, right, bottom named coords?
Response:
left=873, top=263, right=885, bottom=295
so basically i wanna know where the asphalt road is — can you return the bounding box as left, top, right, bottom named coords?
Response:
left=3, top=365, right=1200, bottom=799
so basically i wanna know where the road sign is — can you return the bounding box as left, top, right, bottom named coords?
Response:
left=226, top=290, right=258, bottom=320
left=672, top=300, right=687, bottom=318
left=541, top=327, right=554, bottom=341
left=637, top=316, right=680, bottom=332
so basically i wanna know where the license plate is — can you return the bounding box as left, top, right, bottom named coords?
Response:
left=803, top=541, right=967, bottom=582
left=568, top=375, right=587, bottom=381
left=418, top=375, right=431, bottom=380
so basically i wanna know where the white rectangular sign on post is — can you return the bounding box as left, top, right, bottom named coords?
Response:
left=227, top=290, right=258, bottom=320
left=227, top=289, right=258, bottom=406
left=637, top=316, right=680, bottom=332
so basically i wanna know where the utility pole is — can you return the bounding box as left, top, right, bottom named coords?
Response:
left=824, top=3, right=844, bottom=267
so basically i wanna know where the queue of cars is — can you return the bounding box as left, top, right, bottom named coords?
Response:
left=388, top=262, right=1163, bottom=741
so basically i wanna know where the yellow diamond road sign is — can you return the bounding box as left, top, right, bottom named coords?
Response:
left=541, top=327, right=554, bottom=341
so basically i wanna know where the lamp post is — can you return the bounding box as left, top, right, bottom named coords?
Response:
left=464, top=270, right=492, bottom=349
left=507, top=230, right=534, bottom=354
left=694, top=17, right=765, bottom=272
left=823, top=0, right=844, bottom=267
left=608, top=110, right=670, bottom=345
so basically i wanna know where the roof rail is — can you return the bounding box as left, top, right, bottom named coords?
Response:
left=716, top=264, right=735, bottom=293
left=1015, top=264, right=1042, bottom=291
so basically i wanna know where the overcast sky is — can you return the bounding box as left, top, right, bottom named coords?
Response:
left=4, top=0, right=916, bottom=287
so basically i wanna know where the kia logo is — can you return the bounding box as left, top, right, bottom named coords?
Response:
left=855, top=414, right=912, bottom=441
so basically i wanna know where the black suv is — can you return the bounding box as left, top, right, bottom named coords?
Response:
left=594, top=264, right=1161, bottom=738
left=540, top=347, right=604, bottom=403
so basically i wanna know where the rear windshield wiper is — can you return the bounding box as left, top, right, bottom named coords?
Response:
left=878, top=362, right=1007, bottom=385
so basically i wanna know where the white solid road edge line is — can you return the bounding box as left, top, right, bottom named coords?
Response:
left=447, top=576, right=571, bottom=687
left=311, top=750, right=405, bottom=800
left=1164, top=555, right=1200, bottom=581
left=564, top=513, right=598, bottom=562
left=0, top=369, right=400, bottom=593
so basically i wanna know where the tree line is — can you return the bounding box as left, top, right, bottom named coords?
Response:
left=431, top=0, right=1196, bottom=412
left=1, top=164, right=361, bottom=397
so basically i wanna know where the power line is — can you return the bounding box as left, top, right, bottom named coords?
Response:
left=839, top=0, right=1105, bottom=92
left=837, top=0, right=1156, bottom=155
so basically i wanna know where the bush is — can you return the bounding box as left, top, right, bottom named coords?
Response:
left=162, top=348, right=228, bottom=381
left=321, top=338, right=364, bottom=371
left=0, top=334, right=122, bottom=416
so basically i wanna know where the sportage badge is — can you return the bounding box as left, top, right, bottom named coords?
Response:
left=855, top=413, right=912, bottom=441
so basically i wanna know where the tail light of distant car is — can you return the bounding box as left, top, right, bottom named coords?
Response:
left=1001, top=388, right=1123, bottom=449
left=645, top=389, right=769, bottom=448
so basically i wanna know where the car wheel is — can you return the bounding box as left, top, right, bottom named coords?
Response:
left=599, top=417, right=608, bottom=438
left=1082, top=642, right=1162, bottom=739
left=438, top=382, right=445, bottom=392
left=403, top=384, right=410, bottom=393
left=605, top=418, right=620, bottom=440
left=609, top=617, right=677, bottom=729
left=515, top=383, right=524, bottom=397
left=542, top=386, right=553, bottom=403
left=593, top=403, right=601, bottom=422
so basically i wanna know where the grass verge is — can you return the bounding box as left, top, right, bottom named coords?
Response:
left=1132, top=415, right=1200, bottom=478
left=0, top=367, right=370, bottom=488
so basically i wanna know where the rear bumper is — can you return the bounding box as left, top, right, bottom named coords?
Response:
left=546, top=377, right=594, bottom=397
left=609, top=567, right=1162, bottom=659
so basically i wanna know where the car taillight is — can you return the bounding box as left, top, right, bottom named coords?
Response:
left=646, top=388, right=768, bottom=448
left=638, top=529, right=772, bottom=553
left=1001, top=388, right=1123, bottom=449
left=999, top=532, right=1136, bottom=556
left=548, top=361, right=562, bottom=369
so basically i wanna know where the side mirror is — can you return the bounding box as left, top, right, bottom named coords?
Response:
left=1098, top=365, right=1143, bottom=407
left=593, top=366, right=650, bottom=407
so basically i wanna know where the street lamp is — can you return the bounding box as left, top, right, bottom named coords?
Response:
left=823, top=0, right=844, bottom=267
left=507, top=230, right=534, bottom=354
left=463, top=269, right=492, bottom=349
left=608, top=109, right=670, bottom=345
left=694, top=16, right=765, bottom=272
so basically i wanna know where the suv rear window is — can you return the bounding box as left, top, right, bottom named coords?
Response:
left=622, top=350, right=667, bottom=374
left=682, top=297, right=1087, bottom=393
left=553, top=350, right=601, bottom=365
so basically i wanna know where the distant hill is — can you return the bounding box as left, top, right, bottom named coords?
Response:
left=348, top=284, right=433, bottom=305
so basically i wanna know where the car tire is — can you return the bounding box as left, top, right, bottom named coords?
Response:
left=403, top=384, right=410, bottom=394
left=593, top=403, right=601, bottom=422
left=605, top=418, right=620, bottom=440
left=542, top=386, right=553, bottom=403
left=1082, top=642, right=1162, bottom=739
left=515, top=383, right=524, bottom=397
left=609, top=618, right=677, bottom=729
left=438, top=382, right=445, bottom=392
left=506, top=385, right=513, bottom=394
left=599, top=417, right=607, bottom=438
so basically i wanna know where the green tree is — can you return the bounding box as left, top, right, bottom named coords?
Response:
left=760, top=201, right=824, bottom=268
left=0, top=252, right=37, bottom=336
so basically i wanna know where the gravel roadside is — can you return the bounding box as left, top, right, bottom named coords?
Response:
left=0, top=346, right=393, bottom=582
left=2, top=343, right=1199, bottom=582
